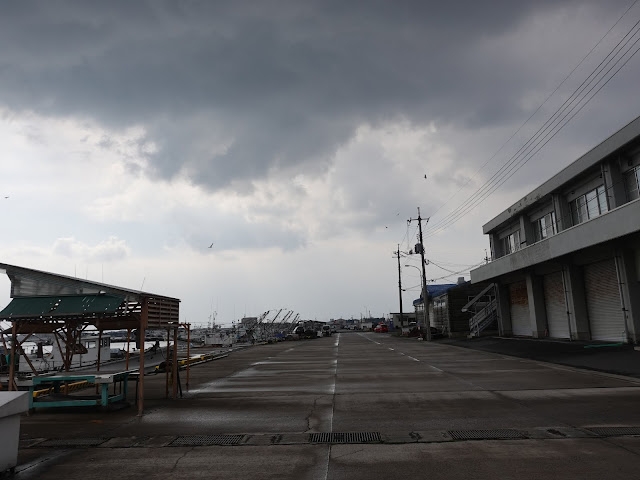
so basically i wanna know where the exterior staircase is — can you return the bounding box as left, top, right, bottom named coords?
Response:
left=468, top=298, right=498, bottom=337
left=462, top=283, right=498, bottom=337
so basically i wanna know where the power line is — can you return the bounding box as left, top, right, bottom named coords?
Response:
left=426, top=25, right=640, bottom=237
left=425, top=4, right=640, bottom=237
left=426, top=0, right=640, bottom=222
left=425, top=17, right=640, bottom=238
left=426, top=6, right=640, bottom=234
left=427, top=261, right=485, bottom=283
left=428, top=259, right=473, bottom=275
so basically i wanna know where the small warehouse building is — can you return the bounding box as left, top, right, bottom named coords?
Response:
left=431, top=280, right=495, bottom=337
left=411, top=284, right=455, bottom=330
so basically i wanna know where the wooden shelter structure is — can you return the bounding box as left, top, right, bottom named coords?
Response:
left=0, top=263, right=180, bottom=414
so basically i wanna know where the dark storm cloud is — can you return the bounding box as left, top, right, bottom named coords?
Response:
left=0, top=0, right=633, bottom=191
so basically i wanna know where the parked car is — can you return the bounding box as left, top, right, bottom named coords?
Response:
left=374, top=323, right=388, bottom=333
left=321, top=325, right=332, bottom=337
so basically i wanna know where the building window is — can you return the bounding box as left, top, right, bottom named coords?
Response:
left=624, top=166, right=640, bottom=201
left=502, top=230, right=521, bottom=255
left=434, top=298, right=446, bottom=310
left=570, top=185, right=608, bottom=225
left=534, top=211, right=557, bottom=242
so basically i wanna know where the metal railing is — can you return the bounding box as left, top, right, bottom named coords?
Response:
left=469, top=298, right=498, bottom=337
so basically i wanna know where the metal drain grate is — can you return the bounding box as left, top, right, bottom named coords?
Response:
left=309, top=432, right=382, bottom=444
left=448, top=429, right=526, bottom=440
left=587, top=426, right=640, bottom=437
left=38, top=438, right=109, bottom=447
left=170, top=434, right=246, bottom=446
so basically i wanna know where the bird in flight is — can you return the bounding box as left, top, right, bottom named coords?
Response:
left=208, top=243, right=214, bottom=248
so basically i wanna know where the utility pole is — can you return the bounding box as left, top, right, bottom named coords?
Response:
left=408, top=207, right=431, bottom=341
left=395, top=244, right=405, bottom=331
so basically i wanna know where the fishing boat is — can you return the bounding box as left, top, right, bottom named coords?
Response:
left=17, top=334, right=111, bottom=374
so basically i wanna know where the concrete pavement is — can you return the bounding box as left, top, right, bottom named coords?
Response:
left=441, top=335, right=640, bottom=378
left=12, top=332, right=640, bottom=479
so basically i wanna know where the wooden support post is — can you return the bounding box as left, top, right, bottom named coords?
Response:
left=16, top=343, right=38, bottom=376
left=97, top=330, right=102, bottom=372
left=172, top=327, right=178, bottom=400
left=8, top=322, right=17, bottom=391
left=0, top=331, right=9, bottom=355
left=15, top=333, right=36, bottom=376
left=64, top=323, right=78, bottom=372
left=137, top=299, right=147, bottom=417
left=64, top=324, right=71, bottom=371
left=0, top=331, right=7, bottom=390
left=165, top=327, right=170, bottom=398
left=126, top=328, right=131, bottom=370
left=186, top=324, right=190, bottom=391
left=96, top=330, right=103, bottom=395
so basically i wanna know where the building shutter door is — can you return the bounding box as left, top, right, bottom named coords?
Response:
left=584, top=259, right=625, bottom=342
left=509, top=281, right=530, bottom=336
left=544, top=272, right=569, bottom=339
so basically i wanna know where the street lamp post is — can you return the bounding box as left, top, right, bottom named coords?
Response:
left=405, top=264, right=428, bottom=338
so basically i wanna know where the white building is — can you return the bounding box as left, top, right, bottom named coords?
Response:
left=471, top=117, right=640, bottom=343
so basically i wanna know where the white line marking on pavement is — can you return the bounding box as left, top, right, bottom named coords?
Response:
left=329, top=333, right=340, bottom=430
left=406, top=356, right=420, bottom=362
left=356, top=332, right=381, bottom=344
left=388, top=348, right=395, bottom=351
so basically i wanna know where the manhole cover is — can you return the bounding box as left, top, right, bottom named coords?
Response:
left=38, top=438, right=108, bottom=447
left=170, top=434, right=245, bottom=446
left=448, top=429, right=526, bottom=440
left=587, top=426, right=640, bottom=437
left=309, top=432, right=382, bottom=444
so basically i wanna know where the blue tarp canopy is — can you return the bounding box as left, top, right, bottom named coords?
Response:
left=412, top=284, right=456, bottom=305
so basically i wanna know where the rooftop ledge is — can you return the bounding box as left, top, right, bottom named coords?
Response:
left=471, top=198, right=640, bottom=283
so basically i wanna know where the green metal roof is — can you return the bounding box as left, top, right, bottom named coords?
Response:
left=0, top=294, right=126, bottom=319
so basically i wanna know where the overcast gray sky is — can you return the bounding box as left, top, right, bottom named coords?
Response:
left=1, top=0, right=640, bottom=326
